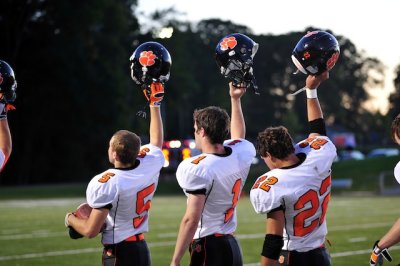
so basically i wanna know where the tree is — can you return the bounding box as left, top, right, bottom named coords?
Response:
left=0, top=0, right=140, bottom=184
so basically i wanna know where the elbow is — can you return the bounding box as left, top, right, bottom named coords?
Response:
left=1, top=146, right=11, bottom=160
left=182, top=216, right=199, bottom=230
left=82, top=227, right=100, bottom=239
left=85, top=230, right=99, bottom=239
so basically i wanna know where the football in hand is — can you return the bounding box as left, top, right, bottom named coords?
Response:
left=74, top=203, right=92, bottom=219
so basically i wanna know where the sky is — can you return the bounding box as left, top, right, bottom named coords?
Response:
left=136, top=0, right=400, bottom=114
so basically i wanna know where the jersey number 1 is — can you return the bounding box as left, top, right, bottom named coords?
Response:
left=224, top=179, right=242, bottom=223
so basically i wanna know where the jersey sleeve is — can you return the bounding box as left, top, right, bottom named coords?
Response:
left=138, top=144, right=165, bottom=170
left=250, top=175, right=283, bottom=214
left=395, top=161, right=400, bottom=184
left=296, top=136, right=337, bottom=175
left=176, top=159, right=213, bottom=194
left=86, top=171, right=118, bottom=209
left=224, top=138, right=256, bottom=165
left=0, top=149, right=6, bottom=171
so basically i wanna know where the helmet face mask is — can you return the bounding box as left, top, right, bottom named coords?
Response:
left=130, top=42, right=172, bottom=86
left=215, top=33, right=259, bottom=91
left=0, top=60, right=17, bottom=103
left=291, top=31, right=340, bottom=75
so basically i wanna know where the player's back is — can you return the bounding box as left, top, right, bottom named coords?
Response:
left=177, top=138, right=256, bottom=238
left=250, top=136, right=337, bottom=252
left=86, top=144, right=164, bottom=244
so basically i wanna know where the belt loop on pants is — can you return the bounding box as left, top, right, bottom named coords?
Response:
left=125, top=233, right=145, bottom=242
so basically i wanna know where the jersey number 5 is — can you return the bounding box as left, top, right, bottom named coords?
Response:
left=133, top=183, right=156, bottom=228
left=293, top=175, right=331, bottom=237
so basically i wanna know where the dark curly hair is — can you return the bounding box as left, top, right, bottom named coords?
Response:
left=194, top=106, right=230, bottom=144
left=256, top=126, right=295, bottom=159
left=391, top=113, right=400, bottom=142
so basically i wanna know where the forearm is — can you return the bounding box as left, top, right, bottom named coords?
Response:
left=261, top=256, right=277, bottom=266
left=67, top=214, right=99, bottom=238
left=149, top=106, right=163, bottom=149
left=307, top=97, right=323, bottom=121
left=230, top=97, right=245, bottom=139
left=171, top=217, right=198, bottom=264
left=378, top=218, right=400, bottom=249
left=0, top=119, right=11, bottom=159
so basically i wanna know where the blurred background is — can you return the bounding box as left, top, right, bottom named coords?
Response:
left=1, top=0, right=399, bottom=186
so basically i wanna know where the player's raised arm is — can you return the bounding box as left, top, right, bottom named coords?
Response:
left=129, top=41, right=171, bottom=149
left=148, top=82, right=164, bottom=149
left=0, top=60, right=17, bottom=171
left=305, top=71, right=329, bottom=138
left=214, top=33, right=259, bottom=140
left=229, top=82, right=246, bottom=139
left=291, top=31, right=340, bottom=139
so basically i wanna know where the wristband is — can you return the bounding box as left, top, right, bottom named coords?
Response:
left=306, top=88, right=318, bottom=98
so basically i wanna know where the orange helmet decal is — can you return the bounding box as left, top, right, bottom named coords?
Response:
left=139, top=51, right=157, bottom=67
left=326, top=52, right=339, bottom=70
left=303, top=51, right=311, bottom=59
left=220, top=36, right=238, bottom=51
left=304, top=31, right=319, bottom=37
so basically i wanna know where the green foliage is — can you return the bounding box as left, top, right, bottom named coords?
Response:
left=332, top=155, right=400, bottom=191
left=0, top=3, right=395, bottom=185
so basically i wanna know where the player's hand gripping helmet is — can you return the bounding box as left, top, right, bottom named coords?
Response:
left=130, top=42, right=172, bottom=86
left=215, top=33, right=259, bottom=94
left=0, top=60, right=17, bottom=103
left=291, top=31, right=340, bottom=75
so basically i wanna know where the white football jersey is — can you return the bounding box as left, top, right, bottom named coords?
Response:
left=394, top=161, right=400, bottom=184
left=176, top=138, right=256, bottom=239
left=0, top=150, right=6, bottom=172
left=250, top=136, right=337, bottom=252
left=86, top=144, right=164, bottom=245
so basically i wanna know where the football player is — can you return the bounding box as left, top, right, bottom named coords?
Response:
left=250, top=71, right=337, bottom=266
left=170, top=81, right=256, bottom=266
left=64, top=42, right=170, bottom=266
left=0, top=60, right=17, bottom=172
left=369, top=114, right=400, bottom=266
left=170, top=33, right=258, bottom=266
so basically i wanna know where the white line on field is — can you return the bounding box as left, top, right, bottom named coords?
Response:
left=0, top=222, right=397, bottom=262
left=1, top=240, right=399, bottom=262
left=331, top=245, right=400, bottom=257
left=0, top=241, right=176, bottom=261
left=348, top=237, right=367, bottom=243
left=1, top=221, right=393, bottom=241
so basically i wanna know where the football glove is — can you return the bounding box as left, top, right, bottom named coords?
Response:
left=64, top=212, right=84, bottom=239
left=68, top=227, right=83, bottom=239
left=0, top=102, right=15, bottom=120
left=370, top=240, right=392, bottom=266
left=142, top=82, right=164, bottom=107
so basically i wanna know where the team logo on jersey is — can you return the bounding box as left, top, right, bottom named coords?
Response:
left=139, top=51, right=157, bottom=67
left=220, top=36, right=237, bottom=51
left=326, top=52, right=339, bottom=70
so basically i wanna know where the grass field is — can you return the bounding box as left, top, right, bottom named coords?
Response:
left=1, top=195, right=400, bottom=266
